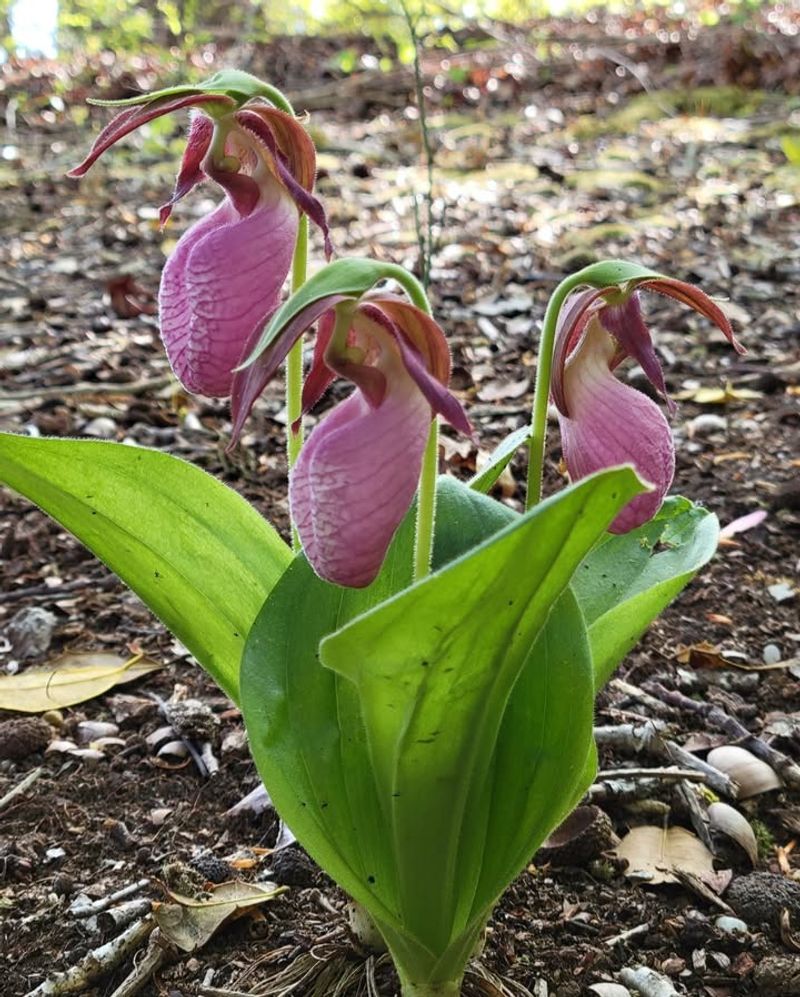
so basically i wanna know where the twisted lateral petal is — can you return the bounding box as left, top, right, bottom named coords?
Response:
left=68, top=93, right=234, bottom=177
left=289, top=373, right=432, bottom=588
left=159, top=114, right=214, bottom=226
left=558, top=317, right=675, bottom=533
left=359, top=300, right=472, bottom=436
left=160, top=189, right=297, bottom=397
left=235, top=107, right=332, bottom=258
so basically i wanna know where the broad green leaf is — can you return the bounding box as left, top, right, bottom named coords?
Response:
left=0, top=652, right=161, bottom=713
left=468, top=425, right=530, bottom=494
left=243, top=468, right=641, bottom=987
left=241, top=258, right=429, bottom=368
left=0, top=434, right=291, bottom=704
left=573, top=495, right=719, bottom=690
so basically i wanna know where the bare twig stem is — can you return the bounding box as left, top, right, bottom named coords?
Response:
left=400, top=0, right=435, bottom=289
left=642, top=682, right=800, bottom=789
left=595, top=767, right=708, bottom=783
left=108, top=927, right=174, bottom=997
left=603, top=921, right=651, bottom=947
left=0, top=766, right=43, bottom=812
left=0, top=376, right=172, bottom=404
left=70, top=880, right=151, bottom=918
left=24, top=917, right=154, bottom=996
left=594, top=721, right=738, bottom=798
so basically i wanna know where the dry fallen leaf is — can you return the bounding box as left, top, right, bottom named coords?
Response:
left=673, top=383, right=762, bottom=405
left=154, top=880, right=285, bottom=952
left=0, top=652, right=162, bottom=713
left=613, top=825, right=715, bottom=884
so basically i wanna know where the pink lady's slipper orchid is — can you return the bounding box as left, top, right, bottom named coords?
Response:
left=69, top=91, right=330, bottom=402
left=551, top=278, right=743, bottom=533
left=249, top=292, right=471, bottom=587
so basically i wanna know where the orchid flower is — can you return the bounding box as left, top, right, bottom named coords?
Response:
left=247, top=290, right=471, bottom=587
left=550, top=278, right=743, bottom=532
left=69, top=89, right=330, bottom=402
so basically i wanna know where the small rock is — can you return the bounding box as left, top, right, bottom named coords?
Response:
left=77, top=720, right=120, bottom=743
left=7, top=606, right=56, bottom=659
left=727, top=872, right=800, bottom=926
left=149, top=808, right=172, bottom=827
left=687, top=413, right=728, bottom=437
left=0, top=716, right=52, bottom=760
left=715, top=915, right=749, bottom=937
left=763, top=644, right=782, bottom=665
left=768, top=582, right=796, bottom=604
left=82, top=417, right=117, bottom=439
left=752, top=955, right=800, bottom=996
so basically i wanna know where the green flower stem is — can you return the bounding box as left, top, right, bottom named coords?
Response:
left=388, top=272, right=438, bottom=585
left=525, top=271, right=591, bottom=511
left=413, top=419, right=439, bottom=583
left=525, top=258, right=665, bottom=512
left=286, top=214, right=308, bottom=551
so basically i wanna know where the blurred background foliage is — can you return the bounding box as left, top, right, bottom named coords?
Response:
left=1, top=0, right=772, bottom=65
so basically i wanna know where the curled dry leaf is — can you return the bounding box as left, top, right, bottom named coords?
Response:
left=708, top=801, right=759, bottom=866
left=613, top=825, right=715, bottom=885
left=707, top=745, right=783, bottom=799
left=0, top=652, right=162, bottom=713
left=154, top=880, right=286, bottom=952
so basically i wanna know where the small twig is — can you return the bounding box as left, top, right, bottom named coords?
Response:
left=400, top=0, right=435, bottom=289
left=107, top=926, right=175, bottom=997
left=0, top=574, right=119, bottom=606
left=70, top=879, right=151, bottom=918
left=595, top=767, right=707, bottom=783
left=0, top=375, right=171, bottom=404
left=24, top=916, right=154, bottom=997
left=594, top=722, right=738, bottom=798
left=585, top=777, right=669, bottom=805
left=603, top=921, right=651, bottom=947
left=643, top=682, right=800, bottom=790
left=0, top=766, right=43, bottom=812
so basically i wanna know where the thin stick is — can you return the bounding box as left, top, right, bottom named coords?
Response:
left=400, top=0, right=435, bottom=289
left=24, top=917, right=153, bottom=997
left=70, top=879, right=151, bottom=918
left=0, top=766, right=43, bottom=812
left=0, top=376, right=172, bottom=404
left=595, top=767, right=707, bottom=783
left=603, top=921, right=651, bottom=947
left=108, top=927, right=173, bottom=997
left=643, top=682, right=800, bottom=789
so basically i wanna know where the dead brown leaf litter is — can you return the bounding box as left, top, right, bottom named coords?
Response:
left=1, top=12, right=800, bottom=997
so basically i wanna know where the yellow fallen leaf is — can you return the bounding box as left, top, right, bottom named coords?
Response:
left=674, top=382, right=763, bottom=405
left=0, top=652, right=162, bottom=713
left=155, top=880, right=286, bottom=952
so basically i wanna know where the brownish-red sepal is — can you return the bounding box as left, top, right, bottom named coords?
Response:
left=68, top=92, right=234, bottom=178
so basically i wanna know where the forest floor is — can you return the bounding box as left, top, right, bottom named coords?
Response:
left=1, top=9, right=799, bottom=997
